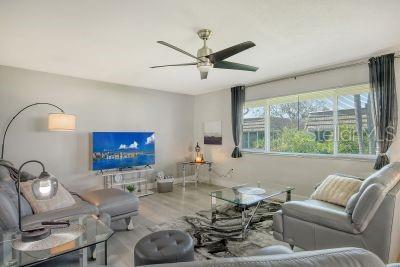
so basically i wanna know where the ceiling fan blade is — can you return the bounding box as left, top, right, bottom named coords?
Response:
left=200, top=72, right=208, bottom=80
left=157, top=41, right=205, bottom=62
left=214, top=61, right=258, bottom=72
left=206, top=41, right=256, bottom=63
left=150, top=62, right=197, bottom=68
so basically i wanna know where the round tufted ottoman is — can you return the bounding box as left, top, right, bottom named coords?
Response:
left=134, top=230, right=194, bottom=266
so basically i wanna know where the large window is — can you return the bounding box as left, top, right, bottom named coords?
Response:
left=243, top=84, right=376, bottom=157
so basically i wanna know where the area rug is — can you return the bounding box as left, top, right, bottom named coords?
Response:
left=147, top=200, right=285, bottom=260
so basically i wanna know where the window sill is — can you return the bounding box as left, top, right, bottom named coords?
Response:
left=241, top=149, right=376, bottom=162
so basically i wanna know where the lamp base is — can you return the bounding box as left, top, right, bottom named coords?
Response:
left=22, top=227, right=51, bottom=242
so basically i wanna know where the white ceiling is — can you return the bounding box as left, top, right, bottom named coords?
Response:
left=1, top=0, right=400, bottom=95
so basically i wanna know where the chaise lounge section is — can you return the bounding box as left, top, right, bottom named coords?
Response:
left=80, top=188, right=139, bottom=230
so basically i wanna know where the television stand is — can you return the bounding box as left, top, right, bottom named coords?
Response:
left=99, top=168, right=155, bottom=197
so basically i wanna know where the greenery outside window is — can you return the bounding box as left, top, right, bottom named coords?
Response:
left=243, top=84, right=377, bottom=157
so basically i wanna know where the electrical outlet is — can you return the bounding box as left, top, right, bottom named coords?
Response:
left=225, top=168, right=234, bottom=177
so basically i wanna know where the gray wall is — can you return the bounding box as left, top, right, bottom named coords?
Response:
left=193, top=63, right=400, bottom=197
left=2, top=60, right=399, bottom=198
left=0, top=66, right=194, bottom=192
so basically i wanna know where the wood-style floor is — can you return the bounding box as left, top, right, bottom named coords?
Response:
left=106, top=183, right=223, bottom=267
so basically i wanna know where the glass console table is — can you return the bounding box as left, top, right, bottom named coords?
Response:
left=0, top=215, right=113, bottom=267
left=179, top=161, right=213, bottom=187
left=209, top=185, right=294, bottom=239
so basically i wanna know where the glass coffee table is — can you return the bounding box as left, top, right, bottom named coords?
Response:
left=209, top=185, right=294, bottom=239
left=0, top=215, right=113, bottom=267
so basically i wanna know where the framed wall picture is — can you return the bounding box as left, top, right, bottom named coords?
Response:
left=204, top=121, right=222, bottom=145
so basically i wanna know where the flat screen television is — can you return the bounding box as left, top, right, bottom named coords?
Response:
left=92, top=132, right=155, bottom=171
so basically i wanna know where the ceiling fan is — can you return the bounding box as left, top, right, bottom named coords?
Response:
left=150, top=29, right=258, bottom=80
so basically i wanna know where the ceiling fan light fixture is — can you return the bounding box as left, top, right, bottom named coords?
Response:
left=197, top=63, right=213, bottom=72
left=151, top=29, right=258, bottom=80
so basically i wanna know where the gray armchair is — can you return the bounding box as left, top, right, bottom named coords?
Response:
left=273, top=162, right=400, bottom=263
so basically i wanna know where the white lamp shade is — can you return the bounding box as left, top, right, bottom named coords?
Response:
left=48, top=113, right=76, bottom=131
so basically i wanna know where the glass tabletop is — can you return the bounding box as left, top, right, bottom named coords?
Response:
left=210, top=185, right=294, bottom=207
left=180, top=161, right=212, bottom=165
left=0, top=215, right=113, bottom=267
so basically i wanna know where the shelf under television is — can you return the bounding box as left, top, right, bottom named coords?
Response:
left=100, top=167, right=155, bottom=198
left=99, top=168, right=154, bottom=176
left=108, top=184, right=154, bottom=198
left=136, top=189, right=155, bottom=198
left=106, top=178, right=147, bottom=187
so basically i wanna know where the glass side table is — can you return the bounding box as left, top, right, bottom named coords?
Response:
left=0, top=215, right=113, bottom=267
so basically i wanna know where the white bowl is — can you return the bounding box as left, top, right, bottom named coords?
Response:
left=237, top=187, right=266, bottom=195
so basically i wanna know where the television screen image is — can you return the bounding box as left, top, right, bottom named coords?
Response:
left=92, top=132, right=155, bottom=170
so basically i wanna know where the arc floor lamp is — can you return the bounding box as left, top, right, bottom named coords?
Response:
left=0, top=102, right=76, bottom=241
left=1, top=102, right=76, bottom=159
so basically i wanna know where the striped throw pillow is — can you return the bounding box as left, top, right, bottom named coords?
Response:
left=311, top=174, right=362, bottom=207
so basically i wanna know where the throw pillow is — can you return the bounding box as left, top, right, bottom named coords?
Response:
left=20, top=180, right=75, bottom=214
left=311, top=174, right=362, bottom=207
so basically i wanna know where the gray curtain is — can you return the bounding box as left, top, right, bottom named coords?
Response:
left=231, top=86, right=246, bottom=158
left=369, top=53, right=397, bottom=170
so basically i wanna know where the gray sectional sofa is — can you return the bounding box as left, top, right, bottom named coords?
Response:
left=273, top=162, right=400, bottom=263
left=0, top=161, right=139, bottom=231
left=143, top=247, right=400, bottom=267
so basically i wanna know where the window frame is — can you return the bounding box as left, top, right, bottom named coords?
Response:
left=242, top=84, right=377, bottom=160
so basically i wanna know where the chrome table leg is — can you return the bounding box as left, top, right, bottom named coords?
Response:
left=182, top=164, right=186, bottom=188
left=211, top=192, right=217, bottom=224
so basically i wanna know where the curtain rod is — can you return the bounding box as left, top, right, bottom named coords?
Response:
left=247, top=54, right=400, bottom=88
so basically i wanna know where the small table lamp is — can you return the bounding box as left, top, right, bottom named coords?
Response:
left=194, top=142, right=204, bottom=163
left=17, top=160, right=67, bottom=242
